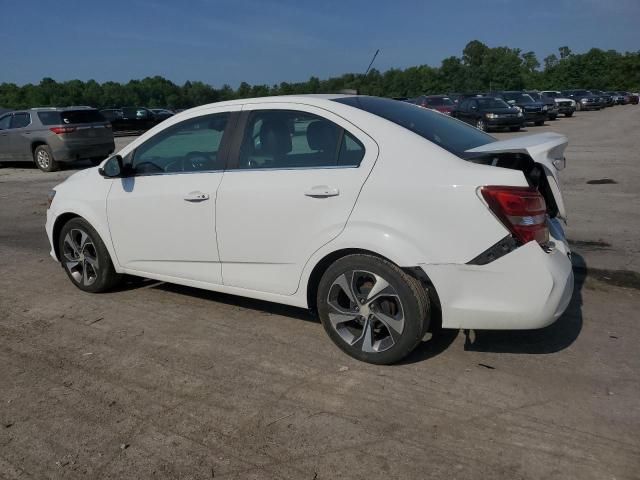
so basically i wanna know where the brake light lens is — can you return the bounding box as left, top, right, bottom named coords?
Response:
left=480, top=186, right=549, bottom=245
left=50, top=126, right=76, bottom=134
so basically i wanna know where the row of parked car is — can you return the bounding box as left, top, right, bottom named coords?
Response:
left=407, top=89, right=639, bottom=131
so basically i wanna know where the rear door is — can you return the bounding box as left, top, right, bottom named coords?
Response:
left=215, top=103, right=378, bottom=295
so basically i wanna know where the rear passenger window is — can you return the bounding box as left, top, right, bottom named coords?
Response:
left=238, top=110, right=364, bottom=169
left=10, top=113, right=30, bottom=129
left=0, top=115, right=10, bottom=130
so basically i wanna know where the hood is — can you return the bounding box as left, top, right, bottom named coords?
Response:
left=465, top=133, right=569, bottom=221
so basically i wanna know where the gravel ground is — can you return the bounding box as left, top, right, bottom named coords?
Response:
left=0, top=105, right=639, bottom=479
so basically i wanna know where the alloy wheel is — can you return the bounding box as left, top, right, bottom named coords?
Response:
left=326, top=270, right=405, bottom=353
left=62, top=228, right=99, bottom=286
left=476, top=119, right=486, bottom=131
left=36, top=150, right=50, bottom=169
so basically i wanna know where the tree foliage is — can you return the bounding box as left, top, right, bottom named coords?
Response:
left=1, top=41, right=638, bottom=110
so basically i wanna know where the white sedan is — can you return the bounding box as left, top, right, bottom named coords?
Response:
left=46, top=95, right=574, bottom=364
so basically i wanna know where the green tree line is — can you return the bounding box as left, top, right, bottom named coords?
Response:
left=1, top=40, right=639, bottom=110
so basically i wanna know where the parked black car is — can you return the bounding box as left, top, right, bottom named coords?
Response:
left=100, top=107, right=160, bottom=132
left=561, top=90, right=602, bottom=111
left=150, top=108, right=175, bottom=121
left=526, top=91, right=559, bottom=120
left=491, top=91, right=547, bottom=125
left=453, top=96, right=524, bottom=132
left=588, top=90, right=614, bottom=107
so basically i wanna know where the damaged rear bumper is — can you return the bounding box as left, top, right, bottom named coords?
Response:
left=420, top=235, right=574, bottom=330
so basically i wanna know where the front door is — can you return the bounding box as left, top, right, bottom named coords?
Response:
left=216, top=104, right=378, bottom=295
left=106, top=109, right=237, bottom=284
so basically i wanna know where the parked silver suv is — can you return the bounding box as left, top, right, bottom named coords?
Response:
left=0, top=107, right=115, bottom=172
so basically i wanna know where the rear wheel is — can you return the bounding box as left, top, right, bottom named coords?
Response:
left=58, top=218, right=122, bottom=293
left=34, top=145, right=59, bottom=172
left=317, top=254, right=429, bottom=365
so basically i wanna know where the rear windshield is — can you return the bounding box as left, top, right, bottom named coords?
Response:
left=38, top=110, right=105, bottom=125
left=334, top=96, right=495, bottom=157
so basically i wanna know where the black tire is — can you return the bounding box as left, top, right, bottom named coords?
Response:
left=475, top=119, right=486, bottom=132
left=509, top=126, right=520, bottom=132
left=534, top=120, right=544, bottom=126
left=33, top=144, right=60, bottom=172
left=317, top=254, right=430, bottom=365
left=565, top=112, right=573, bottom=117
left=58, top=217, right=122, bottom=293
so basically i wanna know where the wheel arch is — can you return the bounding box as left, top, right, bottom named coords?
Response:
left=51, top=212, right=81, bottom=260
left=305, top=248, right=441, bottom=325
left=31, top=140, right=49, bottom=156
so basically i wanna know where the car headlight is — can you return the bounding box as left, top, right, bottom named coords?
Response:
left=542, top=105, right=548, bottom=111
left=47, top=190, right=56, bottom=209
left=485, top=113, right=498, bottom=119
left=514, top=106, right=522, bottom=112
left=570, top=100, right=576, bottom=106
left=581, top=98, right=588, bottom=103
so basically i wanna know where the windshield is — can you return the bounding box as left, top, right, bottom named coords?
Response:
left=334, top=96, right=495, bottom=157
left=476, top=98, right=510, bottom=109
left=527, top=92, right=541, bottom=100
left=542, top=91, right=559, bottom=98
left=425, top=97, right=454, bottom=106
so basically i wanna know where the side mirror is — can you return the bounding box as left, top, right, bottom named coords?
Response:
left=99, top=155, right=130, bottom=178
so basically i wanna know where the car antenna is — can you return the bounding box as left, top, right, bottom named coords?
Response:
left=339, top=49, right=380, bottom=96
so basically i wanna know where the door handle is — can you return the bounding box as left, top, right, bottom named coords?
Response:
left=304, top=186, right=340, bottom=198
left=183, top=191, right=210, bottom=202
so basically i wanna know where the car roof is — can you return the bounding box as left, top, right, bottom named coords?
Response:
left=176, top=94, right=353, bottom=115
left=28, top=106, right=96, bottom=111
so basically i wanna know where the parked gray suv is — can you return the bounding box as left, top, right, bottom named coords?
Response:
left=0, top=107, right=115, bottom=172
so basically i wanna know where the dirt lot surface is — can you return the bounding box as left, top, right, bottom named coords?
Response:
left=1, top=106, right=639, bottom=479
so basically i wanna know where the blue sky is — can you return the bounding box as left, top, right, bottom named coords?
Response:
left=1, top=0, right=639, bottom=87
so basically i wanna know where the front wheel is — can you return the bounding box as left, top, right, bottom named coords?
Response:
left=58, top=217, right=123, bottom=293
left=535, top=120, right=544, bottom=126
left=576, top=102, right=582, bottom=111
left=317, top=254, right=430, bottom=365
left=509, top=126, right=521, bottom=132
left=475, top=119, right=486, bottom=131
left=565, top=112, right=574, bottom=117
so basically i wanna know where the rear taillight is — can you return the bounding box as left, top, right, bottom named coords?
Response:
left=480, top=186, right=549, bottom=245
left=50, top=126, right=76, bottom=134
